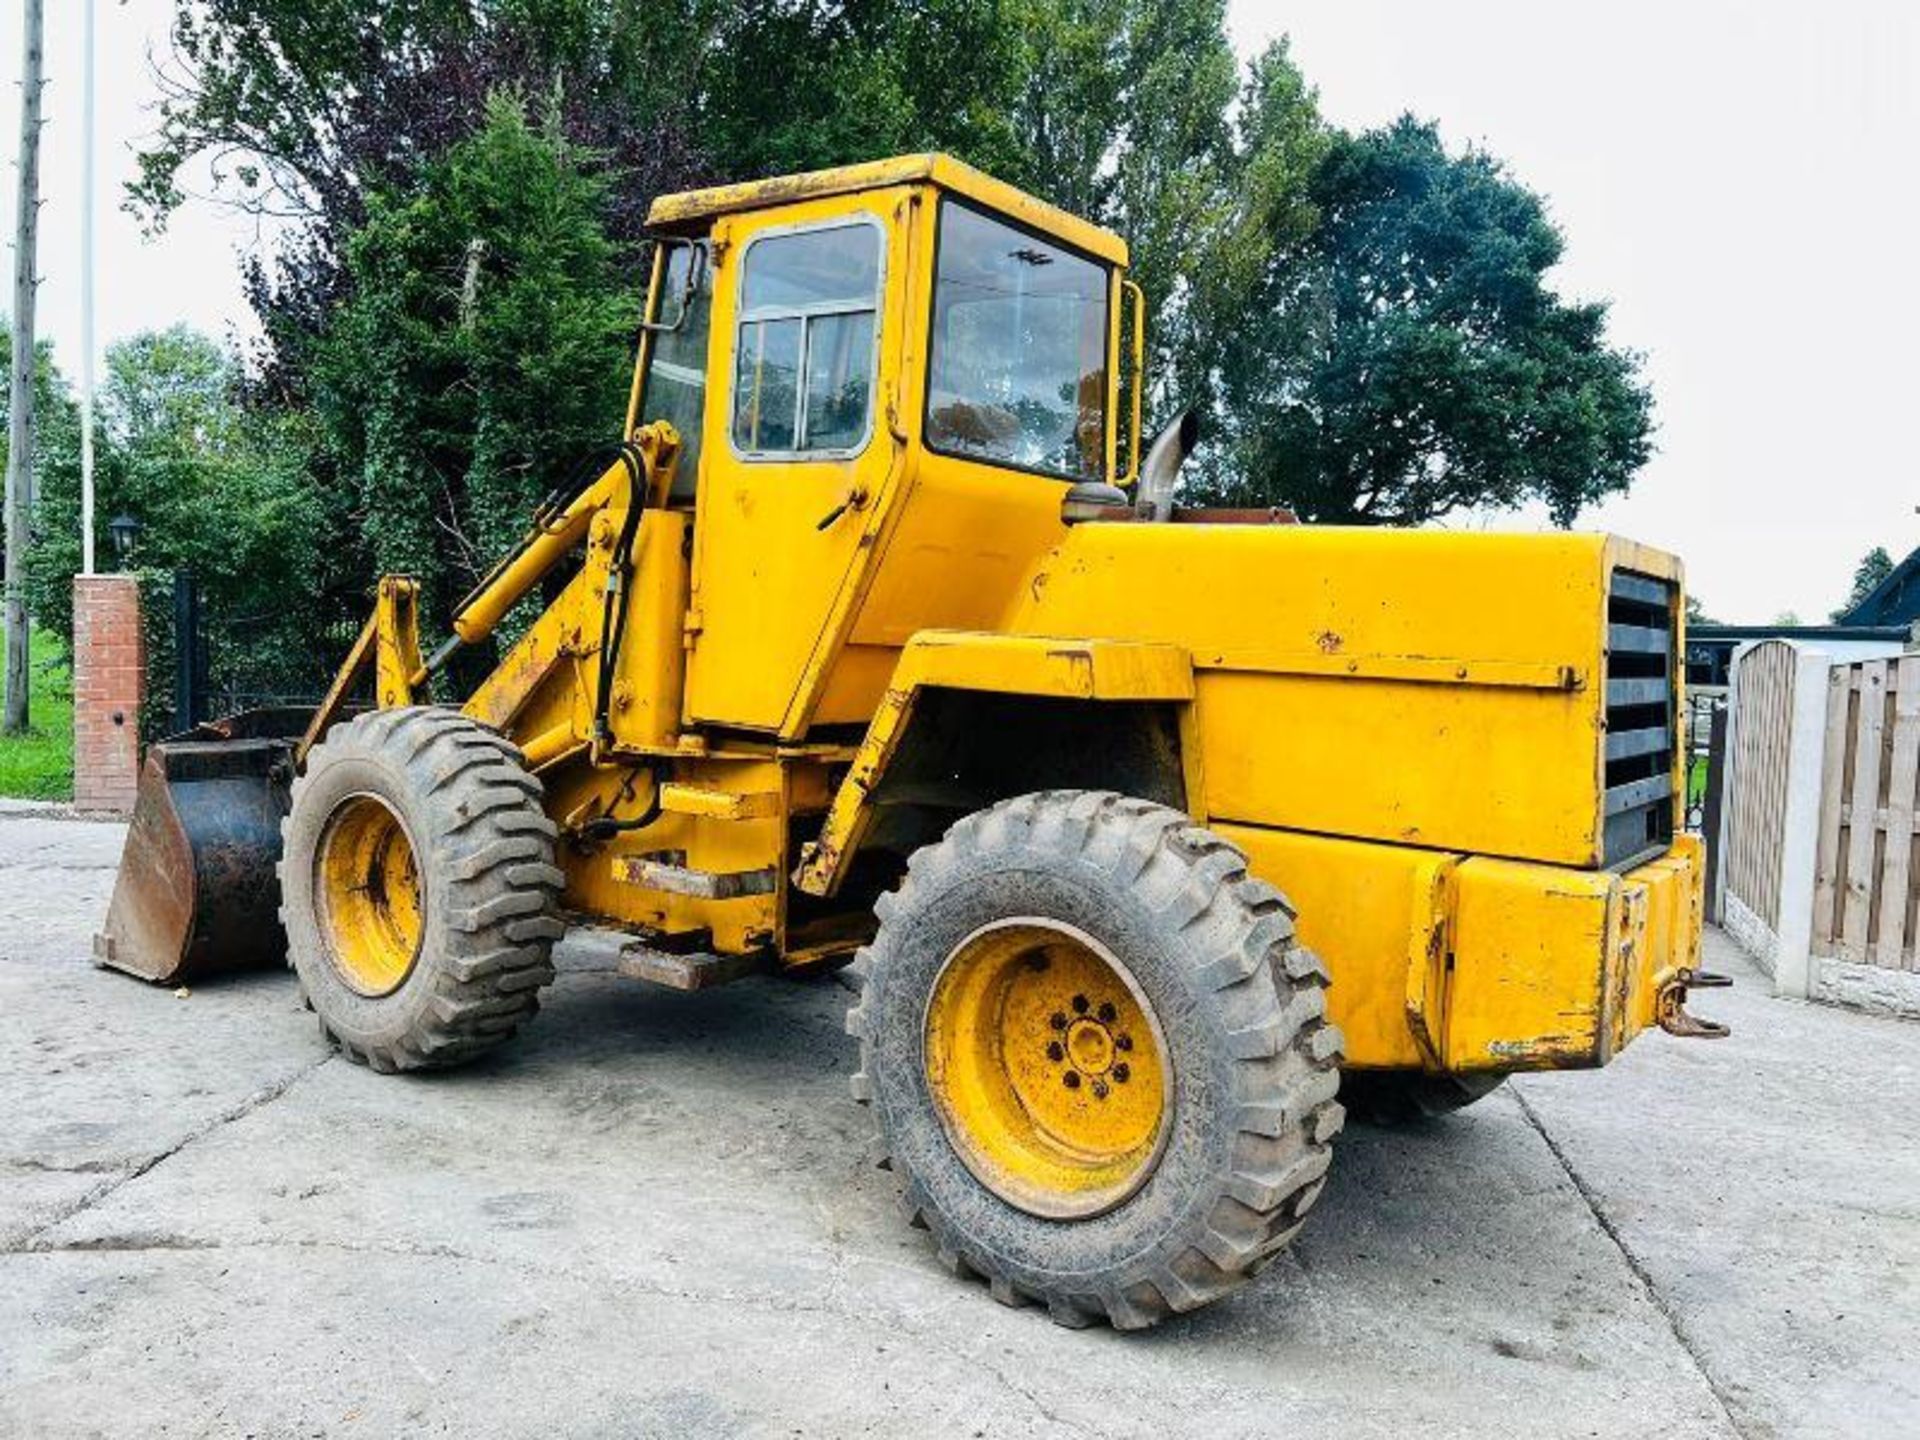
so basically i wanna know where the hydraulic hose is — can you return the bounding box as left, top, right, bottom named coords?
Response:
left=575, top=762, right=664, bottom=843
left=590, top=439, right=650, bottom=745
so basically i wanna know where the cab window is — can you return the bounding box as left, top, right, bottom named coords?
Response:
left=731, top=220, right=882, bottom=458
left=638, top=240, right=712, bottom=500
left=926, top=200, right=1108, bottom=481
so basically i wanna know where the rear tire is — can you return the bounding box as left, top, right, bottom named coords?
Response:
left=281, top=707, right=564, bottom=1072
left=848, top=791, right=1345, bottom=1330
left=1339, top=1070, right=1507, bottom=1124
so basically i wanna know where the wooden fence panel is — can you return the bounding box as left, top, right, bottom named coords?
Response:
left=1816, top=654, right=1920, bottom=971
left=1724, top=642, right=1795, bottom=929
left=1875, top=659, right=1920, bottom=968
left=1840, top=660, right=1888, bottom=961
left=1812, top=664, right=1853, bottom=949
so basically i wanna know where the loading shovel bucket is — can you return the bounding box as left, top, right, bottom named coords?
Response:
left=94, top=713, right=309, bottom=986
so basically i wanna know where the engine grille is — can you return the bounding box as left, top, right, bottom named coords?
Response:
left=1602, top=571, right=1678, bottom=868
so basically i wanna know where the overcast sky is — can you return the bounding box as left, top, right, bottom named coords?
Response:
left=5, top=1, right=1917, bottom=623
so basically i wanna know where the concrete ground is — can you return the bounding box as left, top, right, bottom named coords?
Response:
left=1, top=807, right=1915, bottom=1439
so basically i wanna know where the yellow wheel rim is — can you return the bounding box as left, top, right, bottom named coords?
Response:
left=316, top=793, right=424, bottom=997
left=923, top=919, right=1171, bottom=1219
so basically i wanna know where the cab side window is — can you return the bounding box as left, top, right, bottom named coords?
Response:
left=639, top=241, right=712, bottom=500
left=732, top=221, right=882, bottom=457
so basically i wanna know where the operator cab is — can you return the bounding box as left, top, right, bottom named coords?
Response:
left=627, top=156, right=1142, bottom=740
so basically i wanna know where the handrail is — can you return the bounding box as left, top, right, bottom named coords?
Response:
left=1118, top=279, right=1146, bottom=488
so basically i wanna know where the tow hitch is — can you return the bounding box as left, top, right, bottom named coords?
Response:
left=1657, top=967, right=1732, bottom=1039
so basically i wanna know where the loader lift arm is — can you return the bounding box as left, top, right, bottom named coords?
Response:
left=293, top=577, right=427, bottom=769
left=293, top=423, right=681, bottom=774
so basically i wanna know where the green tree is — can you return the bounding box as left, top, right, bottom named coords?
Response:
left=1203, top=117, right=1653, bottom=525
left=0, top=332, right=83, bottom=552
left=309, top=95, right=632, bottom=612
left=4, top=334, right=88, bottom=653
left=1832, top=545, right=1895, bottom=620
left=25, top=326, right=332, bottom=693
left=1000, top=6, right=1326, bottom=429
left=697, top=1, right=1030, bottom=181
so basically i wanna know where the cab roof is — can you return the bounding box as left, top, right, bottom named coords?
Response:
left=645, top=153, right=1129, bottom=268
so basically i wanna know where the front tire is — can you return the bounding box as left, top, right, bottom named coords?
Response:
left=281, top=707, right=564, bottom=1073
left=847, top=791, right=1345, bottom=1330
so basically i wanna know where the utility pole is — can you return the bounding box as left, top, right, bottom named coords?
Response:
left=4, top=0, right=46, bottom=734
left=80, top=0, right=96, bottom=577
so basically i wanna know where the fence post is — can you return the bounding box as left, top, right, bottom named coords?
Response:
left=1701, top=701, right=1729, bottom=925
left=172, top=568, right=201, bottom=731
left=71, top=574, right=143, bottom=815
left=1772, top=647, right=1845, bottom=998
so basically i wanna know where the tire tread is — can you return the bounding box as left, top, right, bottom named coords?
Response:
left=849, top=789, right=1345, bottom=1331
left=281, top=706, right=563, bottom=1072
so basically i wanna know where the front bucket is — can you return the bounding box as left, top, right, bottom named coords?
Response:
left=94, top=738, right=295, bottom=985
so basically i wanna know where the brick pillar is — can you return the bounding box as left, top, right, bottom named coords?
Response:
left=72, top=575, right=145, bottom=815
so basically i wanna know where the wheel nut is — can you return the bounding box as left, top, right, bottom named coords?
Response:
left=1113, top=1062, right=1130, bottom=1083
left=1046, top=1040, right=1064, bottom=1062
left=1092, top=1079, right=1110, bottom=1099
left=1115, top=1033, right=1133, bottom=1052
left=1071, top=994, right=1089, bottom=1014
left=1063, top=1071, right=1081, bottom=1089
left=1050, top=1011, right=1068, bottom=1031
left=1097, top=1001, right=1116, bottom=1023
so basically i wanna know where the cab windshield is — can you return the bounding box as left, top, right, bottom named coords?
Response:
left=925, top=200, right=1108, bottom=481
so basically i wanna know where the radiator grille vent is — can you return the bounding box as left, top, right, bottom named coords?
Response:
left=1603, top=571, right=1677, bottom=867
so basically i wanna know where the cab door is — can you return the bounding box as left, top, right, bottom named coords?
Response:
left=686, top=199, right=904, bottom=735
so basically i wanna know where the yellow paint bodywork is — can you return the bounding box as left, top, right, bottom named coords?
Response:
left=1214, top=826, right=1455, bottom=1070
left=310, top=152, right=1702, bottom=1086
left=682, top=188, right=926, bottom=733
left=295, top=577, right=427, bottom=769
left=1004, top=523, right=1681, bottom=868
left=647, top=153, right=1128, bottom=267
left=794, top=632, right=1193, bottom=895
left=1219, top=825, right=1704, bottom=1072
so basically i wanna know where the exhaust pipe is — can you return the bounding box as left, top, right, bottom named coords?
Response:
left=1136, top=409, right=1200, bottom=522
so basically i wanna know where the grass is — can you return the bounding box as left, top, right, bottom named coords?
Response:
left=0, top=628, right=74, bottom=802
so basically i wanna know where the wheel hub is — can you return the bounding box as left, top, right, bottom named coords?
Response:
left=1065, top=1016, right=1115, bottom=1076
left=923, top=918, right=1170, bottom=1219
left=314, top=793, right=424, bottom=997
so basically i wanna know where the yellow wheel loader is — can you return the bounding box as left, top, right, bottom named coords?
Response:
left=97, top=154, right=1721, bottom=1330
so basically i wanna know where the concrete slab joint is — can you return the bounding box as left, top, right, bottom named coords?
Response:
left=71, top=574, right=144, bottom=817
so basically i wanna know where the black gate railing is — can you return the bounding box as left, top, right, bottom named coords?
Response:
left=158, top=570, right=356, bottom=737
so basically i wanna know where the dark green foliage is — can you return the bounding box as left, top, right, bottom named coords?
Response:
left=21, top=326, right=341, bottom=714
left=698, top=1, right=1030, bottom=181
left=1203, top=118, right=1652, bottom=524
left=1, top=337, right=86, bottom=584
left=1833, top=546, right=1895, bottom=621
left=310, top=96, right=632, bottom=612
left=134, top=569, right=179, bottom=741
left=1003, top=2, right=1312, bottom=429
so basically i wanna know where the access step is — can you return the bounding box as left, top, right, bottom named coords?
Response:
left=611, top=850, right=778, bottom=899
left=656, top=784, right=781, bottom=821
left=617, top=943, right=769, bottom=991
